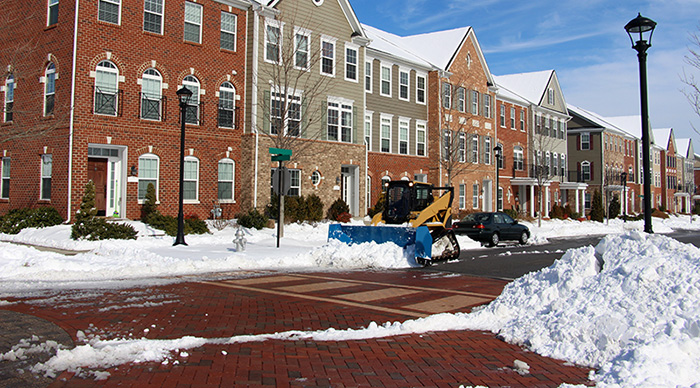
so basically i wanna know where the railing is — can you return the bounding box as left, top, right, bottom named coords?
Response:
left=140, top=93, right=167, bottom=121
left=93, top=86, right=123, bottom=116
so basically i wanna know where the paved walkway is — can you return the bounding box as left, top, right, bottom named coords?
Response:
left=1, top=270, right=594, bottom=387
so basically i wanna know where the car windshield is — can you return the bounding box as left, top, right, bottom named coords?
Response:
left=461, top=213, right=490, bottom=223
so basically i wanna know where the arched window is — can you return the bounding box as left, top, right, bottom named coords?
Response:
left=44, top=63, right=56, bottom=116
left=138, top=154, right=159, bottom=201
left=4, top=75, right=14, bottom=122
left=218, top=82, right=235, bottom=128
left=141, top=68, right=162, bottom=120
left=182, top=75, right=200, bottom=125
left=183, top=156, right=199, bottom=201
left=218, top=158, right=235, bottom=201
left=581, top=161, right=591, bottom=181
left=94, top=60, right=119, bottom=116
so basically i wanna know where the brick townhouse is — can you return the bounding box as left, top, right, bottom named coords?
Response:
left=0, top=0, right=249, bottom=221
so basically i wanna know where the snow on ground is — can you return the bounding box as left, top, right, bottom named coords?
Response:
left=1, top=214, right=700, bottom=386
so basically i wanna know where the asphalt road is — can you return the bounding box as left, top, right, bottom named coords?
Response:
left=428, top=229, right=700, bottom=280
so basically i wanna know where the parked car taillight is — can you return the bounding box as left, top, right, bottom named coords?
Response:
left=474, top=224, right=485, bottom=229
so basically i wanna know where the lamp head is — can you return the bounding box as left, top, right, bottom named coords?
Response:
left=176, top=86, right=193, bottom=104
left=625, top=13, right=656, bottom=51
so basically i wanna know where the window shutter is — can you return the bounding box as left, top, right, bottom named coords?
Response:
left=467, top=90, right=472, bottom=114
left=352, top=106, right=357, bottom=143
left=321, top=101, right=327, bottom=141
left=576, top=134, right=580, bottom=150
left=479, top=135, right=484, bottom=164
left=577, top=162, right=581, bottom=174
left=263, top=90, right=270, bottom=133
left=480, top=93, right=485, bottom=116
left=590, top=135, right=594, bottom=150
left=300, top=97, right=308, bottom=138
left=590, top=162, right=594, bottom=181
left=452, top=88, right=458, bottom=110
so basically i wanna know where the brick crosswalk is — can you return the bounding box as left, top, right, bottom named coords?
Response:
left=1, top=270, right=595, bottom=387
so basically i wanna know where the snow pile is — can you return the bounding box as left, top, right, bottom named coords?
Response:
left=464, top=231, right=700, bottom=387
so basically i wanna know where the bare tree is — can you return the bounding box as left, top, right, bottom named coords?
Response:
left=682, top=26, right=700, bottom=136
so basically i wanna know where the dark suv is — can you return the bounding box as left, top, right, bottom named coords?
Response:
left=452, top=212, right=530, bottom=247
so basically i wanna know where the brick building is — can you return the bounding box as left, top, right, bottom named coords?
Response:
left=0, top=0, right=249, bottom=221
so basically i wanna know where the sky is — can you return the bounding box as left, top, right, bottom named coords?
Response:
left=350, top=0, right=700, bottom=153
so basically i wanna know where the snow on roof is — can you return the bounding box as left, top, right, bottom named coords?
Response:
left=495, top=84, right=529, bottom=106
left=567, top=104, right=628, bottom=136
left=605, top=115, right=642, bottom=139
left=493, top=71, right=553, bottom=105
left=398, top=27, right=471, bottom=69
left=361, top=24, right=434, bottom=68
left=676, top=138, right=691, bottom=157
left=653, top=128, right=672, bottom=148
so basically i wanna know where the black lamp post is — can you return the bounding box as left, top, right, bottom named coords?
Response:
left=174, top=86, right=193, bottom=246
left=494, top=145, right=502, bottom=211
left=621, top=171, right=628, bottom=222
left=625, top=13, right=656, bottom=233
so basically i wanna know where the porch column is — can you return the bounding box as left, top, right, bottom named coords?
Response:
left=575, top=189, right=580, bottom=213
left=530, top=185, right=536, bottom=218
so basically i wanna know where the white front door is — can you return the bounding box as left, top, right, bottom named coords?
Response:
left=341, top=166, right=359, bottom=216
left=483, top=180, right=492, bottom=212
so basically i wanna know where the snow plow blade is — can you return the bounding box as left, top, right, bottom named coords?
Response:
left=328, top=224, right=432, bottom=260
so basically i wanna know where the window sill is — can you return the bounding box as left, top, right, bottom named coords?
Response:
left=143, top=31, right=164, bottom=38
left=44, top=24, right=58, bottom=31
left=218, top=199, right=236, bottom=204
left=184, top=200, right=200, bottom=205
left=220, top=48, right=236, bottom=54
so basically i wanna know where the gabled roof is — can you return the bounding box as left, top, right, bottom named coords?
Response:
left=262, top=0, right=368, bottom=41
left=361, top=24, right=433, bottom=69
left=567, top=104, right=629, bottom=136
left=675, top=138, right=692, bottom=158
left=605, top=115, right=642, bottom=139
left=653, top=128, right=673, bottom=150
left=493, top=70, right=554, bottom=106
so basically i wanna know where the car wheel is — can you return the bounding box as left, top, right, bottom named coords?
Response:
left=489, top=233, right=500, bottom=247
left=519, top=231, right=529, bottom=245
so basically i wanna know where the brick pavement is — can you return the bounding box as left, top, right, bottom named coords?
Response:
left=1, top=270, right=594, bottom=387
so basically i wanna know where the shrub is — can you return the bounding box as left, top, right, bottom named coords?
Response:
left=694, top=201, right=700, bottom=215
left=503, top=208, right=518, bottom=220
left=336, top=212, right=352, bottom=223
left=563, top=204, right=575, bottom=219
left=145, top=213, right=210, bottom=236
left=0, top=207, right=64, bottom=234
left=549, top=204, right=565, bottom=219
left=236, top=208, right=268, bottom=230
left=652, top=208, right=670, bottom=219
left=141, top=183, right=159, bottom=222
left=284, top=195, right=307, bottom=223
left=327, top=198, right=350, bottom=221
left=608, top=195, right=621, bottom=219
left=185, top=214, right=209, bottom=235
left=72, top=181, right=136, bottom=240
left=305, top=194, right=324, bottom=222
left=590, top=190, right=604, bottom=222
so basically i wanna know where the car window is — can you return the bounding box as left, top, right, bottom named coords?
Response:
left=493, top=214, right=504, bottom=224
left=501, top=213, right=514, bottom=223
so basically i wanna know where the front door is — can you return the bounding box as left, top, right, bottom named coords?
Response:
left=88, top=158, right=108, bottom=216
left=483, top=180, right=492, bottom=212
left=341, top=165, right=358, bottom=216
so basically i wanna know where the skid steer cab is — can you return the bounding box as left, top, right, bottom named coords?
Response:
left=328, top=180, right=461, bottom=266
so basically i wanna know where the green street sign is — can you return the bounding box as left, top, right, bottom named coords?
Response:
left=271, top=154, right=290, bottom=161
left=269, top=147, right=292, bottom=156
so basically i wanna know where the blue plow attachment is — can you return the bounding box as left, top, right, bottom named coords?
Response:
left=328, top=224, right=432, bottom=260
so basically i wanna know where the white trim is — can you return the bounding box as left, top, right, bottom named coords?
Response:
left=263, top=18, right=283, bottom=64
left=379, top=113, right=393, bottom=153
left=379, top=63, right=391, bottom=97
left=320, top=35, right=336, bottom=77
left=398, top=67, right=410, bottom=101
left=293, top=26, right=311, bottom=70
left=344, top=42, right=359, bottom=82
left=184, top=1, right=202, bottom=44
left=415, top=72, right=426, bottom=105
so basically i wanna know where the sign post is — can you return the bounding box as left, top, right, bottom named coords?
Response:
left=269, top=148, right=292, bottom=248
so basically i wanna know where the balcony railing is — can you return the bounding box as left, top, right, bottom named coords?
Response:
left=140, top=93, right=167, bottom=121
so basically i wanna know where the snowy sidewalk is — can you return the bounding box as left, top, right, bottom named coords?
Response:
left=1, top=270, right=593, bottom=387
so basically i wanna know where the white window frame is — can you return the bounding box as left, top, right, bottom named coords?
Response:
left=44, top=62, right=56, bottom=117
left=182, top=75, right=201, bottom=125
left=138, top=154, right=159, bottom=202
left=4, top=75, right=14, bottom=123
left=218, top=81, right=236, bottom=128
left=398, top=118, right=409, bottom=155
left=380, top=64, right=391, bottom=97
left=288, top=169, right=301, bottom=196
left=364, top=111, right=373, bottom=149
left=456, top=87, right=465, bottom=112
left=94, top=60, right=119, bottom=116
left=320, top=35, right=336, bottom=77
left=327, top=98, right=353, bottom=143
left=416, top=73, right=426, bottom=104
left=581, top=161, right=591, bottom=181
left=520, top=110, right=525, bottom=131
left=345, top=44, right=358, bottom=82
left=184, top=1, right=202, bottom=44
left=183, top=156, right=199, bottom=202
left=470, top=135, right=478, bottom=164
left=483, top=94, right=491, bottom=118
left=459, top=184, right=466, bottom=209
left=365, top=60, right=372, bottom=93
left=98, top=0, right=121, bottom=25
left=416, top=120, right=426, bottom=156
left=264, top=19, right=282, bottom=64
left=514, top=146, right=524, bottom=170
left=48, top=0, right=59, bottom=26
left=442, top=82, right=451, bottom=109
left=458, top=132, right=466, bottom=163
left=40, top=154, right=52, bottom=200
left=581, top=132, right=591, bottom=150
left=380, top=114, right=392, bottom=153
left=471, top=90, right=479, bottom=115
left=220, top=11, right=237, bottom=51
left=484, top=137, right=491, bottom=165
left=548, top=88, right=555, bottom=105
left=510, top=107, right=516, bottom=129
left=499, top=104, right=505, bottom=127
left=140, top=68, right=162, bottom=121
left=218, top=158, right=235, bottom=202
left=398, top=69, right=409, bottom=101
left=144, top=0, right=163, bottom=34
left=0, top=158, right=9, bottom=199
left=270, top=88, right=302, bottom=136
left=472, top=183, right=479, bottom=209
left=294, top=27, right=311, bottom=70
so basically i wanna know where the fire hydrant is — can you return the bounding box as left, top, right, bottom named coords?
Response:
left=233, top=226, right=247, bottom=252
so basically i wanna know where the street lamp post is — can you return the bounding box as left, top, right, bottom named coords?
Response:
left=625, top=13, right=656, bottom=234
left=621, top=172, right=628, bottom=222
left=174, top=86, right=193, bottom=246
left=494, top=145, right=502, bottom=211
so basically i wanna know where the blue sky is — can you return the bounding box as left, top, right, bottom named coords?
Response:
left=351, top=0, right=700, bottom=153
